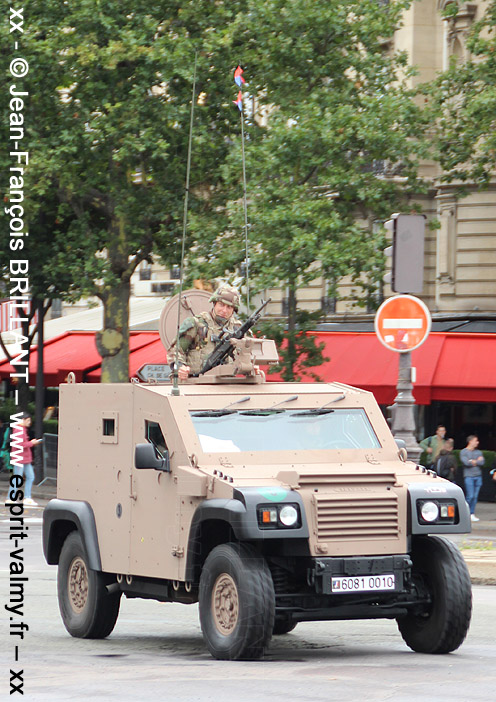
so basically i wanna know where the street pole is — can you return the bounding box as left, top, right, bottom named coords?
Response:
left=34, top=298, right=45, bottom=483
left=391, top=351, right=422, bottom=463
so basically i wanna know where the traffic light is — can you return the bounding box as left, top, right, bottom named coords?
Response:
left=383, top=214, right=425, bottom=294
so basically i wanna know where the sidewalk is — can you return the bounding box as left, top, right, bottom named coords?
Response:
left=2, top=473, right=496, bottom=584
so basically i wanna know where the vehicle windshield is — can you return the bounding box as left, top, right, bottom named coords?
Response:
left=190, top=408, right=380, bottom=453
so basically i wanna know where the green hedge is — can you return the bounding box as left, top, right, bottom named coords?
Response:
left=420, top=449, right=495, bottom=471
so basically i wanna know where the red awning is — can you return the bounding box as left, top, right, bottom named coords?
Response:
left=0, top=331, right=159, bottom=385
left=86, top=337, right=167, bottom=381
left=428, top=333, right=496, bottom=403
left=265, top=332, right=496, bottom=405
left=0, top=329, right=494, bottom=404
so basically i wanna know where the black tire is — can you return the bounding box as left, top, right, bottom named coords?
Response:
left=397, top=535, right=472, bottom=654
left=273, top=615, right=297, bottom=636
left=199, top=543, right=275, bottom=660
left=57, top=531, right=121, bottom=639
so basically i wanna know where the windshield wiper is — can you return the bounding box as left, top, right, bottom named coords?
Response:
left=293, top=393, right=346, bottom=416
left=192, top=396, right=251, bottom=418
left=240, top=394, right=299, bottom=416
left=191, top=410, right=237, bottom=418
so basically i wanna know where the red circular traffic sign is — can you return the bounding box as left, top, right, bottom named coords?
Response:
left=374, top=295, right=431, bottom=352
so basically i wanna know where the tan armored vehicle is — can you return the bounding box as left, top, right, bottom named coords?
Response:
left=43, top=294, right=472, bottom=660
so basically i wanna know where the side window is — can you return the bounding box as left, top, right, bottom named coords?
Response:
left=101, top=412, right=118, bottom=444
left=145, top=420, right=168, bottom=457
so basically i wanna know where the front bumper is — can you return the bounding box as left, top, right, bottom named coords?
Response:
left=309, top=554, right=412, bottom=595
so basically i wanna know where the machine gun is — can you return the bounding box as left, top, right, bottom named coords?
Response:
left=199, top=299, right=271, bottom=376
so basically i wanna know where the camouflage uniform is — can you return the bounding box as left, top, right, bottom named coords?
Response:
left=170, top=310, right=242, bottom=375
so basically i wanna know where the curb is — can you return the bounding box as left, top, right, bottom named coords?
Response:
left=460, top=550, right=496, bottom=586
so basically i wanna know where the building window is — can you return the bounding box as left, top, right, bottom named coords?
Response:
left=151, top=282, right=176, bottom=295
left=441, top=1, right=477, bottom=67
left=139, top=264, right=152, bottom=281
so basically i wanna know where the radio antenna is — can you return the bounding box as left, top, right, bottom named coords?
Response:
left=172, top=52, right=198, bottom=396
left=233, top=66, right=250, bottom=310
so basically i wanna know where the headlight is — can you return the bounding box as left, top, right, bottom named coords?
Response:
left=420, top=501, right=439, bottom=522
left=257, top=503, right=301, bottom=529
left=279, top=505, right=298, bottom=526
left=417, top=499, right=457, bottom=525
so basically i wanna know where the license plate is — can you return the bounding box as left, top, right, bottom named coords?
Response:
left=331, top=574, right=395, bottom=593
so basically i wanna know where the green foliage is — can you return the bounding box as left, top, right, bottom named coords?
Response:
left=190, top=0, right=427, bottom=288
left=188, top=0, right=427, bottom=378
left=423, top=0, right=496, bottom=187
left=0, top=0, right=259, bottom=380
left=258, top=309, right=329, bottom=382
left=1, top=1, right=428, bottom=382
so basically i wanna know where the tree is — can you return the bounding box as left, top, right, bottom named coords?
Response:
left=424, top=0, right=496, bottom=186
left=188, top=0, right=428, bottom=379
left=1, top=0, right=254, bottom=382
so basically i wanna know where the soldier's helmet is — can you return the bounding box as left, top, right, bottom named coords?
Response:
left=210, top=284, right=240, bottom=311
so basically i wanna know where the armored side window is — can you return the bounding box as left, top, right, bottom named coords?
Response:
left=145, top=420, right=168, bottom=457
left=101, top=412, right=118, bottom=444
left=103, top=418, right=115, bottom=436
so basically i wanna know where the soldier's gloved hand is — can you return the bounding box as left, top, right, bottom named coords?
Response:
left=178, top=365, right=191, bottom=380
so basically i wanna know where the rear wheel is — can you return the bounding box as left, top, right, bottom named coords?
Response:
left=57, top=531, right=121, bottom=639
left=397, top=535, right=472, bottom=653
left=273, top=614, right=297, bottom=635
left=199, top=543, right=275, bottom=660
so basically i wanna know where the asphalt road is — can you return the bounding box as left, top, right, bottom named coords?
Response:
left=1, top=511, right=496, bottom=702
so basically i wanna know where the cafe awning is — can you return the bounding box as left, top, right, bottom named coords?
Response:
left=0, top=330, right=494, bottom=405
left=0, top=331, right=159, bottom=385
left=265, top=332, right=496, bottom=405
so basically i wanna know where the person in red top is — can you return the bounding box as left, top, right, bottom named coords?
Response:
left=12, top=413, right=43, bottom=507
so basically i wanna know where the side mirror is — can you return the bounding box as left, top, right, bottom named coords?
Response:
left=134, top=443, right=170, bottom=472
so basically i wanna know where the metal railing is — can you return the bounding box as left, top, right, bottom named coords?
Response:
left=39, top=433, right=58, bottom=485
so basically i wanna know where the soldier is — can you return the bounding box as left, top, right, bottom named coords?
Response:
left=169, top=284, right=242, bottom=379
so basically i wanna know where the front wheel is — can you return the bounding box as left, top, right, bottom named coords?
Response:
left=397, top=535, right=472, bottom=654
left=57, top=531, right=121, bottom=639
left=199, top=543, right=275, bottom=660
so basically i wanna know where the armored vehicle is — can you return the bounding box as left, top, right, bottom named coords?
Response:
left=43, top=296, right=472, bottom=660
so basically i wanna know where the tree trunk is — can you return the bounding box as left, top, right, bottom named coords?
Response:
left=96, top=215, right=132, bottom=383
left=99, top=280, right=130, bottom=383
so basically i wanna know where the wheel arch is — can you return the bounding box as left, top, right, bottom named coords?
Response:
left=185, top=499, right=245, bottom=583
left=43, top=499, right=102, bottom=571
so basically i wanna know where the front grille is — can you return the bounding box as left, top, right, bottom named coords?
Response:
left=299, top=472, right=397, bottom=489
left=313, top=490, right=399, bottom=541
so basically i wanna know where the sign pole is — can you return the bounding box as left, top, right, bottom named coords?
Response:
left=390, top=351, right=422, bottom=463
left=375, top=294, right=431, bottom=463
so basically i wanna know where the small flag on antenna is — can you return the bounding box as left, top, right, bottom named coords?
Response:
left=234, top=65, right=246, bottom=87
left=233, top=90, right=243, bottom=111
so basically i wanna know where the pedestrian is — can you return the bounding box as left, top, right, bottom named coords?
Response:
left=168, top=284, right=243, bottom=380
left=435, top=438, right=457, bottom=482
left=0, top=422, right=13, bottom=473
left=419, top=424, right=446, bottom=467
left=490, top=459, right=496, bottom=502
left=9, top=412, right=43, bottom=507
left=460, top=434, right=485, bottom=522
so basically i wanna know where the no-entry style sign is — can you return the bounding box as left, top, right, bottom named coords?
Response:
left=374, top=295, right=431, bottom=352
